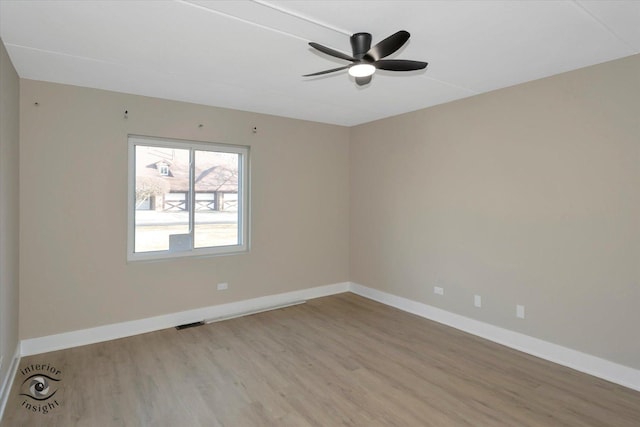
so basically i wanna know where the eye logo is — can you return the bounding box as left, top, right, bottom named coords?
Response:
left=20, top=374, right=60, bottom=401
left=18, top=363, right=63, bottom=414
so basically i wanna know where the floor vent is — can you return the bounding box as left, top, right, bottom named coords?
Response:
left=176, top=321, right=205, bottom=330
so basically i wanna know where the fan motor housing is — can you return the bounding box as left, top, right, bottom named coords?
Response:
left=350, top=32, right=372, bottom=59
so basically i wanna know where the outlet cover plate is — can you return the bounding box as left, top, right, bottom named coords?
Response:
left=474, top=295, right=482, bottom=308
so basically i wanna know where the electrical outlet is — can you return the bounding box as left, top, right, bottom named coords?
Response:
left=217, top=282, right=228, bottom=291
left=516, top=304, right=525, bottom=319
left=434, top=286, right=444, bottom=295
left=474, top=295, right=482, bottom=308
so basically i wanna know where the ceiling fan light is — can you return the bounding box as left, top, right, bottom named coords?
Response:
left=348, top=63, right=376, bottom=78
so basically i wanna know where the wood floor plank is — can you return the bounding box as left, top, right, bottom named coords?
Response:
left=2, top=293, right=639, bottom=426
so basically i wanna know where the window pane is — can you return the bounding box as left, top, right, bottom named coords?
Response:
left=134, top=145, right=190, bottom=253
left=193, top=150, right=240, bottom=248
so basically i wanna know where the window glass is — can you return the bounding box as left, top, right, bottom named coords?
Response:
left=194, top=150, right=241, bottom=248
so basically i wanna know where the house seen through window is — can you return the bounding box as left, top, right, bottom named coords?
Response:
left=128, top=135, right=249, bottom=261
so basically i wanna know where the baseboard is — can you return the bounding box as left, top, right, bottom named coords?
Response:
left=0, top=344, right=20, bottom=423
left=348, top=282, right=640, bottom=392
left=21, top=282, right=350, bottom=356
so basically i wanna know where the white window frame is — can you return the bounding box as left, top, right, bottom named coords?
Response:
left=127, top=135, right=250, bottom=262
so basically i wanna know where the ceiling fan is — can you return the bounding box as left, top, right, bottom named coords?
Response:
left=303, top=30, right=428, bottom=86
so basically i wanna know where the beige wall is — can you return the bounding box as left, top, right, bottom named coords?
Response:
left=0, top=39, right=20, bottom=383
left=19, top=80, right=350, bottom=339
left=350, top=55, right=640, bottom=369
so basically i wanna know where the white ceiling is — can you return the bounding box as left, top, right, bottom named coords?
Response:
left=1, top=0, right=638, bottom=126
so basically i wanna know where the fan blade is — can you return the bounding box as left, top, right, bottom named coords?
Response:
left=309, top=42, right=356, bottom=62
left=373, top=59, right=428, bottom=72
left=356, top=76, right=372, bottom=86
left=365, top=30, right=410, bottom=61
left=303, top=65, right=351, bottom=77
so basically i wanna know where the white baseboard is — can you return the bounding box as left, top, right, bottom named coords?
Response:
left=0, top=344, right=20, bottom=423
left=21, top=282, right=350, bottom=356
left=349, top=282, right=640, bottom=392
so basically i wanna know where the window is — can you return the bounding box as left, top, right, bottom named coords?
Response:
left=128, top=135, right=249, bottom=261
left=157, top=162, right=170, bottom=176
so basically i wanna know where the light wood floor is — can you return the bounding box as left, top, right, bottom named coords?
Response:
left=2, top=293, right=639, bottom=426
